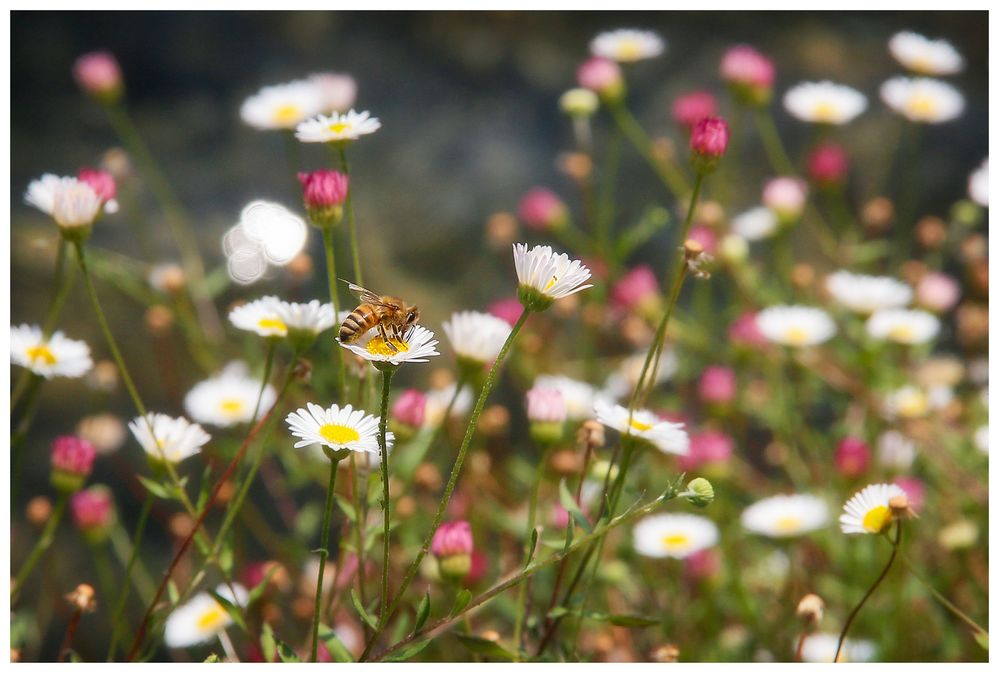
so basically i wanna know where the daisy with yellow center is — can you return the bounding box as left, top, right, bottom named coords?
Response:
left=880, top=77, right=964, bottom=124
left=229, top=296, right=288, bottom=338
left=534, top=374, right=601, bottom=421
left=589, top=29, right=665, bottom=63
left=756, top=305, right=837, bottom=348
left=884, top=385, right=930, bottom=419
left=295, top=109, right=381, bottom=143
left=10, top=324, right=93, bottom=379
left=633, top=513, right=719, bottom=559
left=840, top=483, right=908, bottom=535
left=442, top=310, right=512, bottom=369
left=594, top=400, right=689, bottom=456
left=163, top=583, right=249, bottom=649
left=799, top=633, right=876, bottom=662
left=866, top=308, right=940, bottom=345
left=825, top=270, right=912, bottom=314
left=128, top=413, right=211, bottom=465
left=285, top=402, right=388, bottom=457
left=741, top=494, right=829, bottom=538
left=783, top=81, right=867, bottom=125
left=513, top=243, right=593, bottom=312
left=240, top=80, right=327, bottom=131
left=184, top=362, right=277, bottom=428
left=888, top=31, right=964, bottom=76
left=339, top=325, right=440, bottom=367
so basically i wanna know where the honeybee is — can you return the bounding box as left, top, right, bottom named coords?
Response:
left=338, top=281, right=420, bottom=350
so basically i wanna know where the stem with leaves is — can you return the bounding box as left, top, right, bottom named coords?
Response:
left=312, top=453, right=346, bottom=661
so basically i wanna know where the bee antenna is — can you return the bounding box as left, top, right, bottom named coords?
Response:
left=337, top=277, right=354, bottom=286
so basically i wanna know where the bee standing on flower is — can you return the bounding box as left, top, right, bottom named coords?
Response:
left=338, top=281, right=421, bottom=350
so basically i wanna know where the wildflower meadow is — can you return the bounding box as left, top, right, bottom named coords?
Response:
left=8, top=10, right=990, bottom=665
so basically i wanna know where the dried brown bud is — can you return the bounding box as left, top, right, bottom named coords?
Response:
left=76, top=413, right=127, bottom=454
left=683, top=239, right=704, bottom=258
left=477, top=405, right=509, bottom=436
left=144, top=305, right=174, bottom=336
left=960, top=234, right=987, bottom=263
left=150, top=263, right=186, bottom=295
left=581, top=302, right=605, bottom=329
left=468, top=450, right=492, bottom=476
left=215, top=480, right=235, bottom=506
left=696, top=200, right=725, bottom=228
left=791, top=264, right=815, bottom=289
left=554, top=293, right=581, bottom=318
left=970, top=259, right=988, bottom=295
left=651, top=644, right=680, bottom=663
left=291, top=596, right=313, bottom=621
left=26, top=496, right=53, bottom=526
left=861, top=197, right=894, bottom=233
left=413, top=463, right=443, bottom=492
left=651, top=137, right=676, bottom=163
left=101, top=147, right=132, bottom=180
left=549, top=448, right=581, bottom=474
left=916, top=216, right=947, bottom=249
left=558, top=152, right=593, bottom=183
left=577, top=420, right=605, bottom=450
left=168, top=513, right=195, bottom=540
left=286, top=252, right=314, bottom=281
left=485, top=212, right=518, bottom=249
left=87, top=360, right=119, bottom=393
left=429, top=368, right=454, bottom=391
left=796, top=593, right=825, bottom=624
left=292, top=358, right=313, bottom=383
left=889, top=494, right=916, bottom=520
left=396, top=495, right=416, bottom=519
left=956, top=303, right=989, bottom=347
left=620, top=315, right=654, bottom=348
left=900, top=260, right=928, bottom=287
left=10, top=648, right=21, bottom=663
left=480, top=629, right=501, bottom=643
left=66, top=583, right=98, bottom=613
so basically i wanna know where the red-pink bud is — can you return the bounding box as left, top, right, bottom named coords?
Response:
left=78, top=168, right=117, bottom=202
left=51, top=435, right=97, bottom=493
left=432, top=521, right=474, bottom=558
left=488, top=297, right=523, bottom=326
left=298, top=169, right=349, bottom=227
left=834, top=437, right=870, bottom=477
left=392, top=388, right=427, bottom=428
left=465, top=549, right=488, bottom=586
left=611, top=264, right=659, bottom=312
left=720, top=45, right=775, bottom=106
left=684, top=548, right=721, bottom=581
left=577, top=57, right=624, bottom=100
left=71, top=485, right=114, bottom=535
left=679, top=430, right=734, bottom=472
left=672, top=91, right=718, bottom=130
left=688, top=224, right=718, bottom=255
left=916, top=272, right=961, bottom=313
left=807, top=143, right=849, bottom=187
left=690, top=116, right=730, bottom=160
left=526, top=387, right=567, bottom=424
left=698, top=366, right=736, bottom=405
left=729, top=311, right=767, bottom=347
left=73, top=51, right=123, bottom=102
left=892, top=476, right=925, bottom=512
left=517, top=188, right=568, bottom=232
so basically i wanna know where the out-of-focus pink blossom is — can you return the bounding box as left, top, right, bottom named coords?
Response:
left=71, top=485, right=113, bottom=532
left=526, top=387, right=567, bottom=423
left=488, top=297, right=523, bottom=326
left=834, top=437, right=871, bottom=477
left=672, top=91, right=718, bottom=130
left=763, top=177, right=808, bottom=222
left=916, top=272, right=961, bottom=313
left=431, top=520, right=474, bottom=558
left=73, top=51, right=123, bottom=101
left=577, top=57, right=624, bottom=99
left=611, top=264, right=659, bottom=312
left=892, top=476, right=925, bottom=512
left=679, top=430, right=734, bottom=472
left=688, top=225, right=718, bottom=255
left=719, top=45, right=775, bottom=105
left=684, top=548, right=721, bottom=581
left=517, top=188, right=568, bottom=232
left=690, top=116, right=730, bottom=160
left=310, top=72, right=357, bottom=112
left=729, top=311, right=767, bottom=347
left=392, top=388, right=427, bottom=428
left=298, top=169, right=349, bottom=209
left=807, top=143, right=849, bottom=187
left=699, top=365, right=736, bottom=405
left=78, top=168, right=117, bottom=203
left=51, top=436, right=97, bottom=478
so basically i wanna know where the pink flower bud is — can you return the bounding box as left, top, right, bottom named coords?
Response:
left=526, top=387, right=567, bottom=424
left=729, top=311, right=767, bottom=347
left=679, top=430, right=733, bottom=472
left=71, top=485, right=114, bottom=534
left=298, top=169, right=349, bottom=225
left=672, top=91, right=718, bottom=130
left=73, top=51, right=123, bottom=102
left=684, top=548, right=721, bottom=581
left=392, top=388, right=427, bottom=428
left=517, top=188, right=568, bottom=232
left=719, top=45, right=775, bottom=106
left=611, top=264, right=659, bottom=312
left=690, top=116, right=730, bottom=162
left=488, top=297, right=523, bottom=326
left=688, top=224, right=718, bottom=255
left=916, top=272, right=961, bottom=313
left=51, top=435, right=97, bottom=493
left=699, top=365, right=736, bottom=405
left=807, top=143, right=849, bottom=187
left=834, top=437, right=870, bottom=477
left=432, top=521, right=474, bottom=558
left=892, top=476, right=925, bottom=512
left=577, top=57, right=624, bottom=100
left=763, top=177, right=808, bottom=222
left=78, top=168, right=117, bottom=203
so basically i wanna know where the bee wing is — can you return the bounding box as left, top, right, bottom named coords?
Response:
left=346, top=282, right=386, bottom=306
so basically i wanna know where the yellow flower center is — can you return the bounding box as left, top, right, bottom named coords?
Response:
left=26, top=344, right=57, bottom=365
left=906, top=94, right=938, bottom=119
left=661, top=533, right=690, bottom=548
left=910, top=56, right=935, bottom=75
left=196, top=604, right=228, bottom=632
left=272, top=104, right=302, bottom=125
left=862, top=505, right=892, bottom=533
left=897, top=392, right=928, bottom=418
left=219, top=398, right=245, bottom=415
left=888, top=324, right=915, bottom=342
left=366, top=336, right=410, bottom=357
left=544, top=275, right=559, bottom=291
left=616, top=39, right=643, bottom=61
left=327, top=121, right=352, bottom=135
left=774, top=516, right=802, bottom=533
left=319, top=423, right=360, bottom=446
left=811, top=101, right=839, bottom=123
left=629, top=418, right=653, bottom=432
left=784, top=326, right=811, bottom=346
left=257, top=317, right=287, bottom=333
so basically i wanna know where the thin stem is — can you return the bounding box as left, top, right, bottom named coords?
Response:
left=359, top=308, right=531, bottom=661
left=377, top=367, right=396, bottom=622
left=752, top=107, right=796, bottom=176
left=322, top=225, right=348, bottom=397
left=349, top=452, right=369, bottom=638
left=12, top=492, right=69, bottom=599
left=311, top=456, right=343, bottom=662
left=10, top=375, right=44, bottom=500
left=58, top=610, right=83, bottom=662
left=337, top=145, right=364, bottom=286
left=835, top=522, right=901, bottom=662
left=512, top=445, right=551, bottom=654
left=42, top=238, right=78, bottom=338
left=608, top=101, right=690, bottom=201
left=898, top=551, right=988, bottom=638
left=107, top=493, right=154, bottom=661
left=249, top=339, right=277, bottom=428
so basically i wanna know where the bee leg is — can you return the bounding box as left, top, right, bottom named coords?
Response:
left=378, top=324, right=399, bottom=353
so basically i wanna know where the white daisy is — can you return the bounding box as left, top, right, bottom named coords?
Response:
left=730, top=206, right=778, bottom=241
left=25, top=174, right=71, bottom=215
left=423, top=382, right=473, bottom=428
left=240, top=79, right=327, bottom=131
left=442, top=310, right=512, bottom=366
left=880, top=77, right=964, bottom=123
left=783, top=81, right=867, bottom=125
left=184, top=362, right=277, bottom=428
left=825, top=271, right=913, bottom=314
left=840, top=482, right=907, bottom=535
left=274, top=299, right=337, bottom=335
left=164, top=583, right=249, bottom=649
left=740, top=494, right=829, bottom=538
left=876, top=430, right=916, bottom=470
left=339, top=324, right=440, bottom=367
left=513, top=243, right=593, bottom=311
left=968, top=158, right=988, bottom=207
left=285, top=402, right=389, bottom=456
left=534, top=374, right=601, bottom=421
left=10, top=324, right=93, bottom=379
left=866, top=308, right=940, bottom=345
left=228, top=296, right=287, bottom=338
left=888, top=31, right=964, bottom=76
left=756, top=306, right=837, bottom=347
left=129, top=413, right=211, bottom=465
left=633, top=513, right=718, bottom=559
left=799, top=633, right=875, bottom=663
left=883, top=385, right=930, bottom=419
left=589, top=29, right=665, bottom=63
left=295, top=109, right=381, bottom=143
left=594, top=400, right=689, bottom=456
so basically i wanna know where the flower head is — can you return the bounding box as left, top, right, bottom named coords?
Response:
left=729, top=310, right=767, bottom=347
left=228, top=296, right=287, bottom=338
left=51, top=435, right=97, bottom=493
left=164, top=584, right=248, bottom=649
left=10, top=324, right=93, bottom=379
left=78, top=168, right=119, bottom=214
left=698, top=365, right=736, bottom=405
left=298, top=169, right=349, bottom=227
left=391, top=388, right=427, bottom=429
left=129, top=413, right=211, bottom=465
left=594, top=400, right=689, bottom=455
left=513, top=243, right=593, bottom=312
left=800, top=633, right=875, bottom=663
left=590, top=28, right=665, bottom=62
left=518, top=188, right=568, bottom=232
left=443, top=310, right=511, bottom=369
left=783, top=81, right=867, bottom=125
left=741, top=494, right=829, bottom=538
left=184, top=362, right=277, bottom=428
left=577, top=57, right=624, bottom=101
left=671, top=91, right=718, bottom=130
left=633, top=514, right=718, bottom=559
left=825, top=271, right=912, bottom=314
left=339, top=324, right=440, bottom=367
left=916, top=272, right=961, bottom=313
left=295, top=109, right=381, bottom=143
left=835, top=437, right=871, bottom=477
left=240, top=79, right=327, bottom=131
left=720, top=45, right=774, bottom=106
left=679, top=430, right=733, bottom=472
left=889, top=31, right=964, bottom=76
left=73, top=51, right=123, bottom=103
left=286, top=402, right=390, bottom=458
left=881, top=77, right=964, bottom=123
left=275, top=299, right=337, bottom=348
left=968, top=158, right=988, bottom=207
left=730, top=206, right=778, bottom=241
left=611, top=264, right=659, bottom=314
left=807, top=142, right=849, bottom=187
left=689, top=116, right=730, bottom=173
left=756, top=306, right=836, bottom=347
left=866, top=308, right=940, bottom=345
left=534, top=374, right=600, bottom=421
left=559, top=88, right=599, bottom=117
left=762, top=177, right=808, bottom=224
left=71, top=485, right=115, bottom=539
left=431, top=520, right=474, bottom=580
left=526, top=387, right=567, bottom=424
left=840, top=482, right=907, bottom=534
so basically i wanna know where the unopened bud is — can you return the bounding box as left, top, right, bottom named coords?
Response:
left=652, top=644, right=680, bottom=663
left=889, top=494, right=916, bottom=520
left=66, top=583, right=98, bottom=613
left=862, top=197, right=895, bottom=234
left=145, top=305, right=174, bottom=336
left=684, top=477, right=715, bottom=507
left=27, top=496, right=53, bottom=526
left=577, top=420, right=605, bottom=450
left=796, top=593, right=824, bottom=624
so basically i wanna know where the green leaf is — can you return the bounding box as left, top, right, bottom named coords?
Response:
left=351, top=588, right=378, bottom=630
left=167, top=580, right=179, bottom=605
left=194, top=465, right=213, bottom=511
left=524, top=527, right=539, bottom=569
left=276, top=639, right=300, bottom=662
left=260, top=623, right=277, bottom=663
left=318, top=623, right=355, bottom=662
left=248, top=565, right=280, bottom=605
left=334, top=495, right=358, bottom=522
left=203, top=653, right=221, bottom=663
left=603, top=613, right=660, bottom=628
left=208, top=590, right=247, bottom=632
left=450, top=588, right=472, bottom=617
left=616, top=206, right=670, bottom=258
left=455, top=633, right=515, bottom=661
left=558, top=478, right=592, bottom=533
left=218, top=532, right=235, bottom=576
left=415, top=591, right=431, bottom=631
left=546, top=606, right=570, bottom=620
left=136, top=475, right=171, bottom=500
left=385, top=638, right=433, bottom=662
left=974, top=630, right=989, bottom=651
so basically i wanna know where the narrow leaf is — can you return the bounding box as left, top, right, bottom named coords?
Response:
left=415, top=591, right=431, bottom=631
left=318, top=623, right=354, bottom=662
left=260, top=623, right=277, bottom=663
left=455, top=633, right=515, bottom=661
left=558, top=478, right=592, bottom=533
left=386, top=638, right=433, bottom=661
left=450, top=588, right=472, bottom=617
left=208, top=590, right=247, bottom=632
left=136, top=475, right=171, bottom=500
left=351, top=588, right=378, bottom=630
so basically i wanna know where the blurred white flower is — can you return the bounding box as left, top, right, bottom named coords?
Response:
left=974, top=425, right=988, bottom=454
left=295, top=109, right=381, bottom=143
left=442, top=310, right=512, bottom=367
left=164, top=584, right=248, bottom=648
left=866, top=308, right=940, bottom=345
left=756, top=306, right=836, bottom=347
left=594, top=400, right=689, bottom=455
left=731, top=206, right=778, bottom=241
left=876, top=430, right=916, bottom=470
left=602, top=350, right=676, bottom=401
left=881, top=77, right=964, bottom=123
left=741, top=494, right=829, bottom=538
left=129, top=413, right=211, bottom=464
left=633, top=513, right=718, bottom=559
left=799, top=633, right=875, bottom=663
left=308, top=72, right=357, bottom=112
left=968, top=158, right=988, bottom=207
left=423, top=382, right=473, bottom=428
left=229, top=296, right=288, bottom=338
left=240, top=79, right=326, bottom=130
left=10, top=324, right=93, bottom=379
left=534, top=374, right=601, bottom=420
left=884, top=385, right=930, bottom=419
left=889, top=31, right=964, bottom=76
left=783, top=81, right=867, bottom=124
left=590, top=28, right=665, bottom=62
left=274, top=299, right=337, bottom=335
left=185, top=362, right=276, bottom=428
left=825, top=271, right=912, bottom=314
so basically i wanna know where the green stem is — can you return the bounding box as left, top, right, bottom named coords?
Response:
left=512, top=444, right=551, bottom=654
left=249, top=340, right=277, bottom=428
left=12, top=492, right=69, bottom=599
left=752, top=107, right=795, bottom=176
left=42, top=238, right=78, bottom=338
left=311, top=456, right=343, bottom=662
left=106, top=494, right=154, bottom=660
left=609, top=101, right=690, bottom=201
left=10, top=374, right=44, bottom=492
left=898, top=551, right=988, bottom=639
left=377, top=367, right=396, bottom=622
left=359, top=308, right=531, bottom=661
left=337, top=145, right=364, bottom=286
left=349, top=452, right=370, bottom=639
left=835, top=522, right=901, bottom=661
left=322, top=225, right=348, bottom=397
